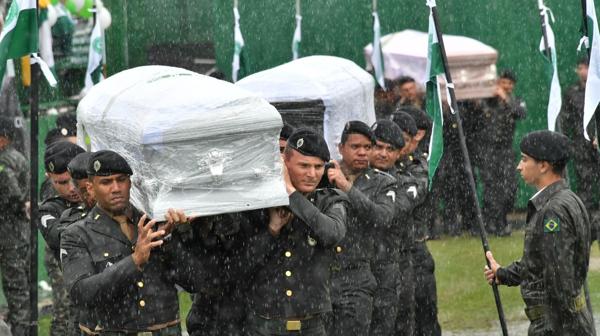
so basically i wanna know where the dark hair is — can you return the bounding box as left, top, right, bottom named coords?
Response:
left=397, top=76, right=416, bottom=87
left=577, top=56, right=589, bottom=66
left=549, top=160, right=567, bottom=175
left=499, top=69, right=517, bottom=82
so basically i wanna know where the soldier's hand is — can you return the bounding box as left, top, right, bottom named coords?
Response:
left=161, top=208, right=188, bottom=234
left=327, top=160, right=352, bottom=192
left=132, top=214, right=165, bottom=269
left=484, top=251, right=501, bottom=285
left=268, top=207, right=292, bottom=236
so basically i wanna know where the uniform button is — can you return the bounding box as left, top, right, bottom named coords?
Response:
left=137, top=281, right=144, bottom=288
left=285, top=271, right=292, bottom=277
left=284, top=251, right=292, bottom=258
left=139, top=299, right=146, bottom=307
left=286, top=290, right=293, bottom=297
left=336, top=246, right=342, bottom=253
left=103, top=252, right=109, bottom=257
left=452, top=123, right=457, bottom=128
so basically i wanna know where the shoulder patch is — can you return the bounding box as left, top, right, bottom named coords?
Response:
left=544, top=217, right=560, bottom=233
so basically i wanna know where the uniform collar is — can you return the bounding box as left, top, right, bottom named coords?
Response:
left=88, top=204, right=141, bottom=245
left=529, top=179, right=568, bottom=211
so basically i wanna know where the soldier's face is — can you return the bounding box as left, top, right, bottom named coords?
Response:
left=74, top=178, right=95, bottom=209
left=89, top=174, right=131, bottom=215
left=285, top=150, right=325, bottom=193
left=370, top=140, right=400, bottom=170
left=576, top=64, right=588, bottom=82
left=517, top=153, right=543, bottom=187
left=279, top=139, right=288, bottom=154
left=397, top=82, right=418, bottom=101
left=48, top=171, right=81, bottom=203
left=339, top=134, right=372, bottom=171
left=498, top=78, right=514, bottom=95
left=399, top=132, right=414, bottom=156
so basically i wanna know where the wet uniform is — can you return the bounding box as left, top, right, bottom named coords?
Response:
left=325, top=168, right=396, bottom=336
left=0, top=145, right=30, bottom=336
left=245, top=188, right=348, bottom=336
left=61, top=205, right=209, bottom=335
left=496, top=180, right=595, bottom=335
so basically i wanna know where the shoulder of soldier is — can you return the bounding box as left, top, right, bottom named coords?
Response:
left=60, top=205, right=89, bottom=223
left=539, top=189, right=584, bottom=231
left=40, top=196, right=67, bottom=209
left=370, top=168, right=397, bottom=184
left=313, top=187, right=348, bottom=201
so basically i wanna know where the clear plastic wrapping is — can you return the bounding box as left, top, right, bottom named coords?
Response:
left=237, top=56, right=376, bottom=159
left=364, top=29, right=498, bottom=100
left=77, top=65, right=288, bottom=220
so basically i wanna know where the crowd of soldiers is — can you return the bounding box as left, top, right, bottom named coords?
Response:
left=0, top=57, right=597, bottom=336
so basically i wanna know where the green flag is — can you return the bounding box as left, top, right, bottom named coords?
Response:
left=0, top=0, right=38, bottom=88
left=84, top=17, right=104, bottom=91
left=425, top=1, right=446, bottom=188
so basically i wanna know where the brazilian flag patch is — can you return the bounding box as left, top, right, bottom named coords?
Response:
left=544, top=217, right=560, bottom=233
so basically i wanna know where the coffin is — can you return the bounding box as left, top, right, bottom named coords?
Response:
left=77, top=65, right=288, bottom=220
left=237, top=56, right=377, bottom=159
left=365, top=29, right=498, bottom=100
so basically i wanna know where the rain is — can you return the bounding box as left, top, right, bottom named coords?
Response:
left=0, top=0, right=599, bottom=335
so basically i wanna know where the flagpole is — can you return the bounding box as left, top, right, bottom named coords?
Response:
left=429, top=5, right=509, bottom=336
left=538, top=0, right=550, bottom=58
left=28, top=4, right=41, bottom=335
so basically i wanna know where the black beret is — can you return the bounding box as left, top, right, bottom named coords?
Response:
left=87, top=150, right=133, bottom=176
left=0, top=117, right=15, bottom=139
left=56, top=113, right=77, bottom=137
left=287, top=128, right=330, bottom=162
left=391, top=112, right=418, bottom=136
left=342, top=120, right=376, bottom=144
left=44, top=141, right=85, bottom=174
left=280, top=124, right=295, bottom=141
left=396, top=105, right=432, bottom=131
left=44, top=128, right=66, bottom=145
left=520, top=130, right=572, bottom=163
left=371, top=120, right=405, bottom=149
left=67, top=152, right=92, bottom=180
left=499, top=69, right=517, bottom=82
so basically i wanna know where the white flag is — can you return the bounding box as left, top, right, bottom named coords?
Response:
left=232, top=7, right=245, bottom=82
left=371, top=11, right=385, bottom=89
left=538, top=2, right=561, bottom=131
left=583, top=0, right=600, bottom=140
left=84, top=18, right=104, bottom=91
left=292, top=14, right=302, bottom=60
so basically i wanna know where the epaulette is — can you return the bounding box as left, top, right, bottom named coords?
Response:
left=372, top=168, right=396, bottom=181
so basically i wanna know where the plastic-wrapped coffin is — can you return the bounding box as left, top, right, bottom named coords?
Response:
left=77, top=65, right=288, bottom=220
left=237, top=56, right=376, bottom=160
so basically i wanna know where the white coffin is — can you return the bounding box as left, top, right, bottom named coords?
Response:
left=237, top=56, right=376, bottom=159
left=77, top=65, right=288, bottom=220
left=365, top=29, right=498, bottom=100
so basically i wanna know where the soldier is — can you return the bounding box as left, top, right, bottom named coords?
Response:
left=560, top=56, right=599, bottom=227
left=471, top=69, right=527, bottom=236
left=392, top=112, right=441, bottom=336
left=279, top=123, right=295, bottom=153
left=60, top=150, right=208, bottom=335
left=0, top=117, right=30, bottom=336
left=244, top=129, right=348, bottom=335
left=324, top=121, right=396, bottom=336
left=38, top=141, right=85, bottom=336
left=394, top=76, right=425, bottom=111
left=395, top=105, right=432, bottom=156
left=485, top=130, right=595, bottom=335
left=367, top=120, right=415, bottom=336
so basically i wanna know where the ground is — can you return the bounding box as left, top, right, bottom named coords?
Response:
left=33, top=231, right=600, bottom=335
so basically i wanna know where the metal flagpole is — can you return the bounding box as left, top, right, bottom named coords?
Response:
left=28, top=4, right=41, bottom=335
left=429, top=5, right=509, bottom=336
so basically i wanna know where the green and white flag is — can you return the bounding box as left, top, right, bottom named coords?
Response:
left=0, top=0, right=38, bottom=86
left=425, top=0, right=446, bottom=187
left=84, top=18, right=104, bottom=91
left=232, top=6, right=247, bottom=82
left=582, top=0, right=600, bottom=140
left=371, top=11, right=385, bottom=89
left=292, top=14, right=302, bottom=60
left=39, top=5, right=55, bottom=72
left=538, top=1, right=561, bottom=131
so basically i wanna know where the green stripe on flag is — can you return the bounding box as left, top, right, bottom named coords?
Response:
left=0, top=6, right=38, bottom=86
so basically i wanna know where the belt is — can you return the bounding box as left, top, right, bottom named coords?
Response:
left=251, top=314, right=322, bottom=332
left=80, top=321, right=180, bottom=335
left=524, top=292, right=587, bottom=322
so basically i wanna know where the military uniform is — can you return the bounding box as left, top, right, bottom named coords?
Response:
left=399, top=154, right=441, bottom=336
left=471, top=95, right=526, bottom=235
left=0, top=144, right=30, bottom=336
left=61, top=205, right=209, bottom=334
left=245, top=188, right=348, bottom=336
left=496, top=180, right=594, bottom=335
left=325, top=168, right=396, bottom=336
left=560, top=82, right=600, bottom=223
